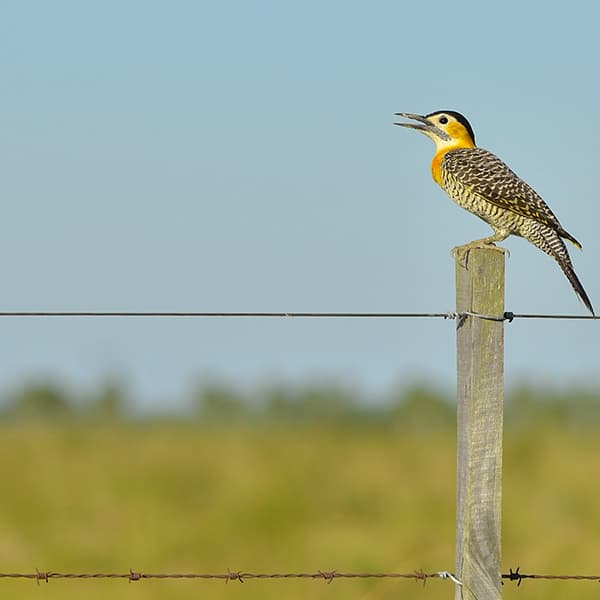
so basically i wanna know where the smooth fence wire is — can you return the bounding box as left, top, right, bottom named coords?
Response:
left=0, top=310, right=597, bottom=320
left=0, top=311, right=451, bottom=318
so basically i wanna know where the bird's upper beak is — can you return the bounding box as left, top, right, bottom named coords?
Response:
left=394, top=112, right=450, bottom=141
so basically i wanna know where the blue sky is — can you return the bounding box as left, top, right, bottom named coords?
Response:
left=1, top=1, right=598, bottom=407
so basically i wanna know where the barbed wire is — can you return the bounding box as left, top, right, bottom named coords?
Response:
left=0, top=569, right=450, bottom=585
left=1, top=567, right=599, bottom=586
left=0, top=310, right=597, bottom=320
left=503, top=567, right=600, bottom=586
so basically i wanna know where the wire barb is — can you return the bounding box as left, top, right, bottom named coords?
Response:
left=506, top=566, right=523, bottom=586
left=318, top=570, right=336, bottom=583
left=128, top=569, right=142, bottom=583
left=226, top=569, right=243, bottom=584
left=414, top=568, right=428, bottom=584
left=35, top=569, right=48, bottom=585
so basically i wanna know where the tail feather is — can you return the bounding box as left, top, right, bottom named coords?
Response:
left=532, top=228, right=594, bottom=315
left=556, top=257, right=595, bottom=315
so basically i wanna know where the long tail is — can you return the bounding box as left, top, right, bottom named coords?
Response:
left=556, top=255, right=595, bottom=315
left=556, top=259, right=596, bottom=316
left=539, top=230, right=595, bottom=315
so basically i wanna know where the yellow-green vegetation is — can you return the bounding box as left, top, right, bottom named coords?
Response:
left=0, top=422, right=599, bottom=599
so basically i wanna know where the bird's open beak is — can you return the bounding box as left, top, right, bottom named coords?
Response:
left=393, top=112, right=432, bottom=132
left=394, top=112, right=450, bottom=141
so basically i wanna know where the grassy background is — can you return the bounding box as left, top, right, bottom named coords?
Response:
left=0, top=422, right=599, bottom=599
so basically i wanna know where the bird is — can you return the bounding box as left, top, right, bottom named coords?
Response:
left=394, top=110, right=594, bottom=315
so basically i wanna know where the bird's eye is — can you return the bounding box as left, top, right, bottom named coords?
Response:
left=439, top=116, right=448, bottom=124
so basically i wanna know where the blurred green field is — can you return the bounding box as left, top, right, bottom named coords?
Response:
left=1, top=422, right=599, bottom=599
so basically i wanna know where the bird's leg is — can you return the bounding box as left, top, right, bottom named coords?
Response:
left=452, top=230, right=510, bottom=269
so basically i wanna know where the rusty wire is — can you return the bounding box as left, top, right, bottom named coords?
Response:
left=1, top=567, right=599, bottom=586
left=1, top=569, right=440, bottom=585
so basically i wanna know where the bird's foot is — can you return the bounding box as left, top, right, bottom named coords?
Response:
left=451, top=241, right=508, bottom=269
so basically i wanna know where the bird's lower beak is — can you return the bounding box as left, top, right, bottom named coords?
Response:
left=393, top=112, right=431, bottom=132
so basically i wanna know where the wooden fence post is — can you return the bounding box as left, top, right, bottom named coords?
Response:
left=454, top=247, right=505, bottom=600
